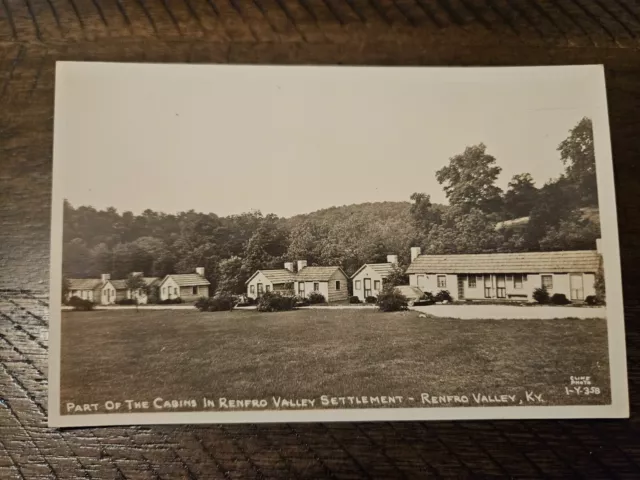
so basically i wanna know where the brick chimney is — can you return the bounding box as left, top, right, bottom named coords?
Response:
left=284, top=262, right=294, bottom=272
left=387, top=255, right=398, bottom=264
left=101, top=273, right=110, bottom=282
left=410, top=247, right=422, bottom=262
left=195, top=267, right=205, bottom=277
left=297, top=260, right=308, bottom=272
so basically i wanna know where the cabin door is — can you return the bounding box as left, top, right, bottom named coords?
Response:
left=496, top=275, right=506, bottom=298
left=364, top=278, right=372, bottom=298
left=570, top=274, right=584, bottom=300
left=457, top=276, right=465, bottom=300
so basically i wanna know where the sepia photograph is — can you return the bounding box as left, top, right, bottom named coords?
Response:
left=48, top=62, right=627, bottom=427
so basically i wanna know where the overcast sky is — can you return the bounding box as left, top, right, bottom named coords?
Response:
left=54, top=63, right=607, bottom=218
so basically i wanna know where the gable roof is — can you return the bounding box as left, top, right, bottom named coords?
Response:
left=351, top=263, right=395, bottom=279
left=68, top=278, right=103, bottom=290
left=296, top=266, right=346, bottom=282
left=406, top=250, right=600, bottom=274
left=143, top=277, right=161, bottom=287
left=162, top=273, right=210, bottom=287
left=110, top=279, right=128, bottom=290
left=245, top=269, right=296, bottom=285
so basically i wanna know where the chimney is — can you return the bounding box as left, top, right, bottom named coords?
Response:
left=410, top=247, right=422, bottom=262
left=297, top=260, right=308, bottom=272
left=284, top=262, right=294, bottom=272
left=195, top=267, right=205, bottom=277
left=101, top=273, right=110, bottom=282
left=387, top=255, right=398, bottom=264
left=596, top=238, right=603, bottom=256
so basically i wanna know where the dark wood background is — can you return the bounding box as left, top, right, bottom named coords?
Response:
left=2, top=1, right=640, bottom=477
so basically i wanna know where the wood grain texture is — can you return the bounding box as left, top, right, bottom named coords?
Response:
left=2, top=1, right=640, bottom=477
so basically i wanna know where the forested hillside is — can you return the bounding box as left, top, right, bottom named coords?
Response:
left=63, top=117, right=600, bottom=295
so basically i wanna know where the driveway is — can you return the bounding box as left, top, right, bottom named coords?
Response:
left=411, top=304, right=606, bottom=319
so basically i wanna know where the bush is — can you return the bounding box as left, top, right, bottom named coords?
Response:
left=434, top=290, right=453, bottom=303
left=307, top=292, right=326, bottom=304
left=116, top=298, right=137, bottom=305
left=68, top=296, right=94, bottom=311
left=195, top=294, right=236, bottom=312
left=585, top=295, right=599, bottom=306
left=159, top=297, right=183, bottom=305
left=550, top=293, right=571, bottom=305
left=349, top=296, right=361, bottom=304
left=533, top=287, right=550, bottom=304
left=365, top=296, right=377, bottom=304
left=257, top=292, right=297, bottom=312
left=376, top=288, right=408, bottom=312
left=296, top=297, right=310, bottom=307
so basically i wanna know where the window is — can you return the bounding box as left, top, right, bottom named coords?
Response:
left=468, top=276, right=476, bottom=288
left=542, top=275, right=553, bottom=290
left=192, top=286, right=198, bottom=295
left=174, top=287, right=178, bottom=295
left=355, top=280, right=361, bottom=290
left=162, top=287, right=166, bottom=295
left=336, top=281, right=341, bottom=290
left=250, top=285, right=255, bottom=294
left=298, top=282, right=305, bottom=295
left=514, top=274, right=523, bottom=289
left=103, top=290, right=107, bottom=297
left=374, top=280, right=381, bottom=290
left=266, top=285, right=271, bottom=292
left=437, top=275, right=446, bottom=288
left=314, top=282, right=320, bottom=292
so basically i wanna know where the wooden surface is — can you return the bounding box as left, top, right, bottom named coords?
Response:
left=2, top=0, right=640, bottom=477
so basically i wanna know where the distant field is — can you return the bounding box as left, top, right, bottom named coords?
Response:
left=60, top=309, right=610, bottom=414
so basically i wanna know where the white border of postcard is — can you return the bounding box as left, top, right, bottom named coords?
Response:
left=48, top=63, right=628, bottom=427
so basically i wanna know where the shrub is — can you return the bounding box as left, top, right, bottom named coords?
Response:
left=376, top=287, right=408, bottom=312
left=196, top=294, right=236, bottom=312
left=365, top=296, right=377, bottom=304
left=296, top=297, right=310, bottom=307
left=307, top=292, right=326, bottom=304
left=68, top=296, right=94, bottom=311
left=434, top=290, right=453, bottom=303
left=550, top=293, right=571, bottom=305
left=533, top=287, right=550, bottom=304
left=159, top=297, right=183, bottom=305
left=349, top=296, right=361, bottom=304
left=585, top=295, right=599, bottom=306
left=116, top=298, right=137, bottom=305
left=257, top=292, right=297, bottom=312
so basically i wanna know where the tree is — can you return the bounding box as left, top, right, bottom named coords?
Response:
left=538, top=210, right=601, bottom=251
left=217, top=256, right=246, bottom=295
left=61, top=276, right=71, bottom=305
left=125, top=273, right=148, bottom=310
left=558, top=117, right=597, bottom=206
left=409, top=193, right=442, bottom=231
left=386, top=263, right=409, bottom=287
left=524, top=178, right=576, bottom=249
left=425, top=207, right=502, bottom=255
left=436, top=143, right=503, bottom=213
left=63, top=238, right=92, bottom=277
left=594, top=255, right=606, bottom=304
left=503, top=173, right=538, bottom=219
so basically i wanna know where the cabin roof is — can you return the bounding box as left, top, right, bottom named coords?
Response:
left=351, top=263, right=395, bottom=279
left=296, top=266, right=345, bottom=282
left=68, top=278, right=103, bottom=290
left=163, top=273, right=210, bottom=286
left=245, top=269, right=297, bottom=284
left=406, top=250, right=600, bottom=274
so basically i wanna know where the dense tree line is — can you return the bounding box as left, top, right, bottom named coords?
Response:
left=63, top=117, right=600, bottom=295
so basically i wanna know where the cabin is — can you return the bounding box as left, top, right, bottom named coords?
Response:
left=158, top=267, right=210, bottom=302
left=351, top=255, right=398, bottom=302
left=68, top=274, right=116, bottom=305
left=124, top=273, right=161, bottom=304
left=405, top=245, right=601, bottom=302
left=245, top=263, right=297, bottom=300
left=295, top=264, right=349, bottom=303
left=109, top=279, right=129, bottom=303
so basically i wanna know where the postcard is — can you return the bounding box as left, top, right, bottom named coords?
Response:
left=49, top=62, right=628, bottom=427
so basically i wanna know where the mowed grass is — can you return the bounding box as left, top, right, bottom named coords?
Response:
left=60, top=309, right=611, bottom=411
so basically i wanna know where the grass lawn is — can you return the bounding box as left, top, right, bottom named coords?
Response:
left=60, top=309, right=610, bottom=414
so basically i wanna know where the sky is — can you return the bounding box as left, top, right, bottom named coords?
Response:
left=54, top=63, right=608, bottom=218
